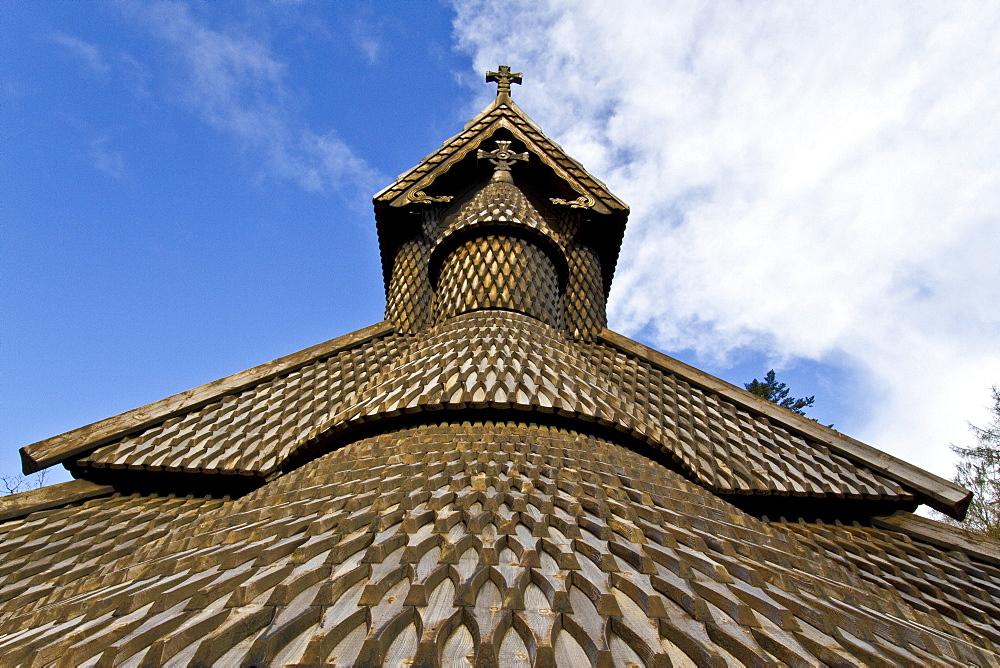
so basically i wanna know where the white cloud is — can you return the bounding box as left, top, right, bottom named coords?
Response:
left=351, top=20, right=383, bottom=65
left=89, top=136, right=127, bottom=180
left=453, top=1, right=1000, bottom=476
left=51, top=32, right=110, bottom=75
left=132, top=1, right=380, bottom=201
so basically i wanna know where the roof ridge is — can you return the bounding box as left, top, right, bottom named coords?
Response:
left=598, top=328, right=972, bottom=519
left=19, top=322, right=394, bottom=474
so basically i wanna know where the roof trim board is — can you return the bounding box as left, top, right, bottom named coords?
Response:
left=19, top=322, right=395, bottom=475
left=0, top=480, right=114, bottom=523
left=873, top=510, right=1000, bottom=567
left=598, top=328, right=972, bottom=519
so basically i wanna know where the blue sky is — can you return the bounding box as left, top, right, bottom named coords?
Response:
left=3, top=2, right=999, bottom=490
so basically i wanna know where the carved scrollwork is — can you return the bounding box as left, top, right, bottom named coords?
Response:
left=408, top=190, right=454, bottom=205
left=550, top=195, right=595, bottom=210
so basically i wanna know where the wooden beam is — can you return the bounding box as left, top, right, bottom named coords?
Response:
left=20, top=322, right=395, bottom=474
left=873, top=511, right=1000, bottom=567
left=599, top=329, right=972, bottom=520
left=0, top=479, right=114, bottom=523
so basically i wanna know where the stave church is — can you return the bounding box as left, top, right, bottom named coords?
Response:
left=2, top=66, right=999, bottom=666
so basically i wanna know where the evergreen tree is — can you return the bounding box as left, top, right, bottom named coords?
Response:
left=950, top=386, right=1000, bottom=539
left=745, top=370, right=815, bottom=416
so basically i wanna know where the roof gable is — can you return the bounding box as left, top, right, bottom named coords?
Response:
left=374, top=96, right=627, bottom=215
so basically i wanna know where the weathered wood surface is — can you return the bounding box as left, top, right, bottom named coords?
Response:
left=372, top=93, right=629, bottom=317
left=600, top=329, right=972, bottom=519
left=383, top=137, right=610, bottom=341
left=70, top=310, right=912, bottom=508
left=874, top=510, right=1000, bottom=567
left=20, top=321, right=394, bottom=474
left=1, top=423, right=997, bottom=665
left=0, top=479, right=114, bottom=522
left=78, top=331, right=414, bottom=478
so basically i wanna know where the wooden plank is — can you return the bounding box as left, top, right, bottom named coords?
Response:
left=0, top=479, right=114, bottom=522
left=20, top=322, right=394, bottom=474
left=873, top=511, right=1000, bottom=567
left=598, top=329, right=972, bottom=519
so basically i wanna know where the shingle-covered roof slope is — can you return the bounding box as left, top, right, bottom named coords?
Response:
left=1, top=422, right=997, bottom=666
left=19, top=309, right=958, bottom=516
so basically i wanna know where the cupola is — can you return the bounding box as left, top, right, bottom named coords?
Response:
left=373, top=66, right=630, bottom=339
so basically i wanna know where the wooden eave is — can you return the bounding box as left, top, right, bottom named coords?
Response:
left=19, top=322, right=395, bottom=475
left=19, top=316, right=968, bottom=522
left=0, top=480, right=114, bottom=523
left=598, top=328, right=973, bottom=520
left=873, top=510, right=1000, bottom=567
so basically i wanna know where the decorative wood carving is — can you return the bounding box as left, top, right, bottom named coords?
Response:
left=406, top=190, right=454, bottom=205
left=477, top=140, right=529, bottom=174
left=486, top=64, right=522, bottom=97
left=550, top=194, right=596, bottom=209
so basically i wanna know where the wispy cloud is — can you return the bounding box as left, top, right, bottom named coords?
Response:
left=51, top=32, right=110, bottom=75
left=130, top=1, right=381, bottom=202
left=351, top=20, right=383, bottom=65
left=453, top=1, right=1000, bottom=476
left=89, top=136, right=127, bottom=180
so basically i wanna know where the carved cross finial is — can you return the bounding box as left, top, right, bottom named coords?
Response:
left=477, top=140, right=529, bottom=178
left=486, top=65, right=522, bottom=98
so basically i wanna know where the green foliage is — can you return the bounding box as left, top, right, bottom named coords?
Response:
left=950, top=386, right=1000, bottom=539
left=745, top=370, right=815, bottom=416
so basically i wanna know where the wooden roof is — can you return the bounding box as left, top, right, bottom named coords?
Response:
left=1, top=422, right=997, bottom=665
left=18, top=310, right=963, bottom=516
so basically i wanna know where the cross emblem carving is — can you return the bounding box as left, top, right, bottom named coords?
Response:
left=486, top=65, right=522, bottom=97
left=477, top=140, right=529, bottom=173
